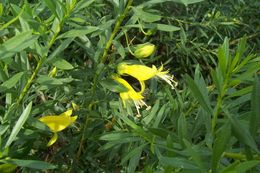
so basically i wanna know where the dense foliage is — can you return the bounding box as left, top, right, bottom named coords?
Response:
left=0, top=0, right=259, bottom=172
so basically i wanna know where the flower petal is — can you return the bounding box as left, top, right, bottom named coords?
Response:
left=59, top=109, right=73, bottom=117
left=117, top=63, right=157, bottom=81
left=39, top=115, right=77, bottom=132
left=47, top=133, right=58, bottom=147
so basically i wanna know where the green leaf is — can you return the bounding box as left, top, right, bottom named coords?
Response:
left=5, top=102, right=32, bottom=148
left=0, top=159, right=56, bottom=170
left=0, top=66, right=8, bottom=82
left=172, top=0, right=204, bottom=6
left=57, top=26, right=98, bottom=39
left=127, top=143, right=143, bottom=173
left=121, top=143, right=147, bottom=164
left=224, top=109, right=258, bottom=152
left=132, top=7, right=161, bottom=22
left=0, top=72, right=24, bottom=92
left=159, top=156, right=199, bottom=170
left=185, top=75, right=213, bottom=115
left=74, top=0, right=95, bottom=12
left=183, top=139, right=206, bottom=172
left=113, top=40, right=125, bottom=58
left=220, top=160, right=260, bottom=173
left=143, top=100, right=160, bottom=125
left=0, top=163, right=17, bottom=173
left=53, top=58, right=74, bottom=70
left=233, top=160, right=260, bottom=173
left=249, top=74, right=260, bottom=137
left=141, top=0, right=204, bottom=7
left=117, top=113, right=152, bottom=143
left=100, top=132, right=136, bottom=141
left=230, top=36, right=247, bottom=71
left=47, top=38, right=74, bottom=62
left=100, top=78, right=128, bottom=93
left=42, top=0, right=58, bottom=18
left=0, top=3, right=3, bottom=16
left=211, top=122, right=231, bottom=172
left=178, top=115, right=188, bottom=146
left=227, top=86, right=253, bottom=99
left=211, top=68, right=223, bottom=94
left=0, top=31, right=38, bottom=60
left=155, top=23, right=180, bottom=32
left=153, top=104, right=167, bottom=127
left=217, top=38, right=229, bottom=76
left=36, top=76, right=63, bottom=85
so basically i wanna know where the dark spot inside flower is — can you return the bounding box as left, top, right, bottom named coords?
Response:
left=121, top=75, right=141, bottom=92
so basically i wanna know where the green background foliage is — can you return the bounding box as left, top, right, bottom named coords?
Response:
left=0, top=0, right=259, bottom=172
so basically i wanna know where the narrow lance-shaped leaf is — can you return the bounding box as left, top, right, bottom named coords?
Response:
left=42, top=0, right=58, bottom=18
left=183, top=139, right=206, bottom=172
left=53, top=58, right=74, bottom=70
left=0, top=72, right=24, bottom=92
left=0, top=31, right=38, bottom=60
left=249, top=74, right=260, bottom=137
left=127, top=143, right=144, bottom=173
left=230, top=36, right=247, bottom=71
left=220, top=160, right=260, bottom=173
left=0, top=159, right=56, bottom=170
left=185, top=74, right=213, bottom=115
left=178, top=114, right=188, bottom=147
left=224, top=108, right=258, bottom=152
left=211, top=122, right=231, bottom=171
left=132, top=7, right=161, bottom=22
left=5, top=102, right=32, bottom=148
left=217, top=38, right=229, bottom=76
left=57, top=26, right=98, bottom=39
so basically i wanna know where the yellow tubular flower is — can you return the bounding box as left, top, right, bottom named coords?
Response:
left=39, top=109, right=77, bottom=146
left=117, top=63, right=178, bottom=89
left=112, top=75, right=150, bottom=116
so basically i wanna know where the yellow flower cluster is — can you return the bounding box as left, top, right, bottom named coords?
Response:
left=111, top=43, right=177, bottom=116
left=113, top=62, right=177, bottom=117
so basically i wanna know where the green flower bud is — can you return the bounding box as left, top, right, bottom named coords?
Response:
left=133, top=43, right=155, bottom=59
left=48, top=67, right=57, bottom=77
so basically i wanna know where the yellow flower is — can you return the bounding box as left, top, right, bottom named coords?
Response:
left=133, top=43, right=155, bottom=58
left=112, top=75, right=150, bottom=116
left=39, top=109, right=77, bottom=146
left=117, top=63, right=178, bottom=89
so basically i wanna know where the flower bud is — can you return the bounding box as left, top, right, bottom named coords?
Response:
left=72, top=102, right=80, bottom=111
left=133, top=43, right=155, bottom=59
left=48, top=67, right=57, bottom=77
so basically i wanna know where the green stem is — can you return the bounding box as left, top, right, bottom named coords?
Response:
left=91, top=0, right=133, bottom=92
left=211, top=81, right=227, bottom=134
left=76, top=0, right=134, bottom=159
left=76, top=102, right=96, bottom=159
left=15, top=1, right=79, bottom=105
left=0, top=4, right=25, bottom=31
left=100, top=0, right=133, bottom=63
left=124, top=32, right=135, bottom=56
left=16, top=22, right=64, bottom=105
left=211, top=69, right=230, bottom=134
left=16, top=56, right=46, bottom=105
left=76, top=114, right=89, bottom=158
left=211, top=94, right=222, bottom=134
